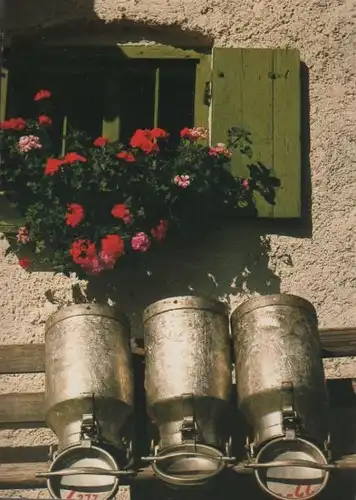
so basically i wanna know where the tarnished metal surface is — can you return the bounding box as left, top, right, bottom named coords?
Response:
left=231, top=294, right=329, bottom=447
left=143, top=296, right=231, bottom=484
left=46, top=445, right=120, bottom=500
left=254, top=437, right=330, bottom=499
left=231, top=294, right=330, bottom=500
left=45, top=304, right=134, bottom=451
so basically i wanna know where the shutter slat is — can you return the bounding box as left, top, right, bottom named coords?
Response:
left=194, top=54, right=211, bottom=135
left=0, top=66, right=8, bottom=121
left=211, top=48, right=301, bottom=218
left=272, top=49, right=301, bottom=217
left=102, top=74, right=121, bottom=142
left=153, top=67, right=160, bottom=128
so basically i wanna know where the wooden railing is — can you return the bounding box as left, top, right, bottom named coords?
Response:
left=1, top=329, right=356, bottom=498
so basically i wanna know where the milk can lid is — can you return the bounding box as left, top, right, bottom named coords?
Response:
left=231, top=294, right=317, bottom=322
left=47, top=445, right=119, bottom=500
left=254, top=438, right=330, bottom=500
left=152, top=443, right=226, bottom=487
left=143, top=296, right=228, bottom=323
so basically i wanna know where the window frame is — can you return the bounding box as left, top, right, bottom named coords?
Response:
left=2, top=42, right=211, bottom=149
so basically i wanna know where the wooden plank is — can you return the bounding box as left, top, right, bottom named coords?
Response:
left=0, top=462, right=48, bottom=488
left=0, top=66, right=8, bottom=121
left=0, top=344, right=45, bottom=374
left=211, top=48, right=273, bottom=217
left=0, top=328, right=355, bottom=376
left=0, top=460, right=156, bottom=488
left=194, top=53, right=211, bottom=134
left=320, top=328, right=356, bottom=357
left=211, top=48, right=301, bottom=218
left=39, top=41, right=206, bottom=59
left=0, top=379, right=354, bottom=427
left=102, top=73, right=121, bottom=142
left=0, top=445, right=50, bottom=463
left=272, top=49, right=301, bottom=217
left=153, top=67, right=160, bottom=128
left=0, top=392, right=45, bottom=425
left=0, top=343, right=145, bottom=374
left=1, top=438, right=356, bottom=490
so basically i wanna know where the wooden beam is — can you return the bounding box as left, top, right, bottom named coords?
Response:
left=0, top=459, right=157, bottom=488
left=0, top=445, right=50, bottom=463
left=0, top=381, right=354, bottom=427
left=0, top=343, right=145, bottom=374
left=0, top=392, right=45, bottom=425
left=1, top=446, right=356, bottom=490
left=0, top=462, right=48, bottom=488
left=0, top=328, right=355, bottom=375
left=0, top=344, right=45, bottom=373
left=320, top=327, right=356, bottom=357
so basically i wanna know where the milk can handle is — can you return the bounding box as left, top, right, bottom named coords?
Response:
left=141, top=451, right=234, bottom=462
left=243, top=460, right=335, bottom=471
left=36, top=467, right=137, bottom=478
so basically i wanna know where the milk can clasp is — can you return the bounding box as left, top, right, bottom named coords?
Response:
left=281, top=381, right=299, bottom=439
left=80, top=413, right=100, bottom=442
left=180, top=415, right=199, bottom=442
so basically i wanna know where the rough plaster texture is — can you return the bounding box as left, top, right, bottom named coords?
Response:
left=1, top=0, right=356, bottom=497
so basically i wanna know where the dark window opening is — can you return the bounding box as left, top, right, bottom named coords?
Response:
left=5, top=47, right=198, bottom=152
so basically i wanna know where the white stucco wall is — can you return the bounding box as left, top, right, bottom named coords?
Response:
left=1, top=0, right=356, bottom=497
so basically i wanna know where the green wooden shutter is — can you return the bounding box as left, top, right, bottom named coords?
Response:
left=194, top=54, right=211, bottom=134
left=0, top=67, right=8, bottom=121
left=211, top=48, right=301, bottom=218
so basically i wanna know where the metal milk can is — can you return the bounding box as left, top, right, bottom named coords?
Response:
left=231, top=294, right=331, bottom=500
left=43, top=304, right=135, bottom=500
left=142, top=296, right=233, bottom=487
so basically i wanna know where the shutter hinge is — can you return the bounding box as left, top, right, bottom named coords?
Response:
left=204, top=81, right=212, bottom=105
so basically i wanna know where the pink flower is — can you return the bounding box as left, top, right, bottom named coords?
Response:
left=174, top=174, right=191, bottom=188
left=131, top=232, right=151, bottom=252
left=208, top=142, right=232, bottom=158
left=98, top=251, right=117, bottom=270
left=242, top=179, right=249, bottom=189
left=16, top=226, right=31, bottom=244
left=18, top=135, right=42, bottom=153
left=180, top=127, right=208, bottom=141
left=81, top=256, right=106, bottom=275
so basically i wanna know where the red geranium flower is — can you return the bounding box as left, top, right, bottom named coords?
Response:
left=38, top=115, right=52, bottom=126
left=70, top=239, right=97, bottom=265
left=44, top=158, right=65, bottom=176
left=130, top=129, right=159, bottom=154
left=101, top=234, right=125, bottom=260
left=0, top=117, right=27, bottom=130
left=18, top=257, right=31, bottom=270
left=111, top=204, right=133, bottom=224
left=64, top=152, right=87, bottom=163
left=34, top=90, right=51, bottom=101
left=65, top=204, right=85, bottom=228
left=116, top=151, right=136, bottom=162
left=93, top=137, right=110, bottom=147
left=151, top=128, right=169, bottom=139
left=151, top=219, right=169, bottom=242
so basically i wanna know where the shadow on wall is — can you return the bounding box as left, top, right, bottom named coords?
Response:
left=68, top=223, right=283, bottom=338
left=7, top=10, right=312, bottom=337
left=6, top=1, right=213, bottom=48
